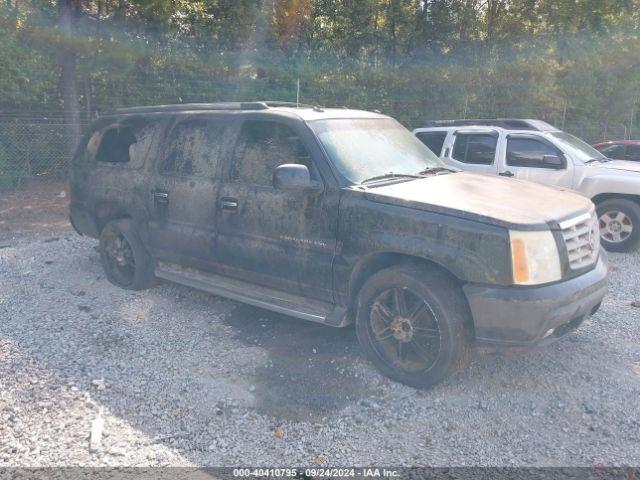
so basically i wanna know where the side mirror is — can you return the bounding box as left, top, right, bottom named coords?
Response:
left=542, top=154, right=564, bottom=168
left=273, top=164, right=321, bottom=192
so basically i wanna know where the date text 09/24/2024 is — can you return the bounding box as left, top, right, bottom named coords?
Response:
left=232, top=468, right=399, bottom=477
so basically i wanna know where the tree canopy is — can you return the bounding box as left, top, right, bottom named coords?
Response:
left=1, top=0, right=639, bottom=141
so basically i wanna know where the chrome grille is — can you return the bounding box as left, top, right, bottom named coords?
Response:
left=560, top=211, right=600, bottom=270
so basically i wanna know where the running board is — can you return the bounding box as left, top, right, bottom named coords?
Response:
left=155, top=263, right=350, bottom=327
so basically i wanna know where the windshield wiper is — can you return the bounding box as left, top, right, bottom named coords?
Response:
left=360, top=173, right=421, bottom=185
left=585, top=157, right=610, bottom=164
left=416, top=166, right=457, bottom=175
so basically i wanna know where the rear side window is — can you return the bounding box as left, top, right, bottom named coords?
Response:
left=230, top=120, right=315, bottom=186
left=415, top=131, right=447, bottom=155
left=624, top=145, right=640, bottom=161
left=89, top=118, right=158, bottom=167
left=506, top=137, right=562, bottom=168
left=597, top=143, right=626, bottom=159
left=160, top=118, right=228, bottom=177
left=452, top=133, right=497, bottom=165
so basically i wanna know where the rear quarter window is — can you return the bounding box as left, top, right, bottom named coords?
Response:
left=625, top=144, right=640, bottom=161
left=596, top=143, right=626, bottom=159
left=415, top=131, right=447, bottom=155
left=86, top=118, right=159, bottom=168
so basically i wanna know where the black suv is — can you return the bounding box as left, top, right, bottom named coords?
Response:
left=70, top=101, right=608, bottom=388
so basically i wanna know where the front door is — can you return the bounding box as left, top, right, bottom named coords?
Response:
left=147, top=116, right=234, bottom=270
left=499, top=134, right=574, bottom=188
left=215, top=118, right=339, bottom=302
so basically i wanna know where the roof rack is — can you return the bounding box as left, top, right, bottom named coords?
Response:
left=113, top=101, right=313, bottom=115
left=421, top=118, right=558, bottom=131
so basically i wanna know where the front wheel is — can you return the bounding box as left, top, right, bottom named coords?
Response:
left=355, top=265, right=471, bottom=389
left=596, top=199, right=640, bottom=252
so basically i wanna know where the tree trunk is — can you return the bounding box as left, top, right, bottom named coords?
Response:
left=389, top=0, right=398, bottom=67
left=59, top=0, right=81, bottom=165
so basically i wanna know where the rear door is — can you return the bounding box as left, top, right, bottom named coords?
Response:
left=442, top=129, right=499, bottom=175
left=499, top=133, right=574, bottom=188
left=215, top=117, right=339, bottom=302
left=147, top=115, right=235, bottom=270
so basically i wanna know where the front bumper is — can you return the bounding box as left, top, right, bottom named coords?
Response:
left=463, top=252, right=608, bottom=346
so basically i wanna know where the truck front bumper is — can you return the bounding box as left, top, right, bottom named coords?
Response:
left=463, top=253, right=608, bottom=346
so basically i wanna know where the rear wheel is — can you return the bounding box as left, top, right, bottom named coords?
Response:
left=99, top=219, right=156, bottom=290
left=596, top=199, right=640, bottom=252
left=355, top=265, right=471, bottom=389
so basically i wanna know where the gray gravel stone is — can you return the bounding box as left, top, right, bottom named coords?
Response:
left=0, top=232, right=639, bottom=466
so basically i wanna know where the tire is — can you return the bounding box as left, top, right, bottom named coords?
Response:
left=355, top=265, right=471, bottom=389
left=596, top=199, right=640, bottom=252
left=99, top=219, right=156, bottom=290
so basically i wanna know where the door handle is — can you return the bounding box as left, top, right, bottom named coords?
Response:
left=220, top=197, right=238, bottom=210
left=499, top=171, right=514, bottom=177
left=153, top=191, right=169, bottom=203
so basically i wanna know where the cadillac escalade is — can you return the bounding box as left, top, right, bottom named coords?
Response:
left=69, top=102, right=608, bottom=388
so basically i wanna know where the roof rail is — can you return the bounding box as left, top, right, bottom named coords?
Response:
left=262, top=101, right=314, bottom=108
left=114, top=102, right=268, bottom=114
left=113, top=100, right=314, bottom=115
left=421, top=118, right=558, bottom=131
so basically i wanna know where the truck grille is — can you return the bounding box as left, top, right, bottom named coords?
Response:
left=560, top=211, right=600, bottom=270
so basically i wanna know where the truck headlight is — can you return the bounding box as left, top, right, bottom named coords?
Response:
left=510, top=230, right=562, bottom=285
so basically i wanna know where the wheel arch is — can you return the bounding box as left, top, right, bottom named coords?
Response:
left=93, top=201, right=133, bottom=234
left=591, top=193, right=640, bottom=206
left=347, top=252, right=476, bottom=337
left=347, top=252, right=473, bottom=329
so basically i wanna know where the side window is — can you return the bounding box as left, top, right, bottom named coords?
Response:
left=91, top=119, right=158, bottom=167
left=598, top=144, right=626, bottom=159
left=230, top=121, right=315, bottom=186
left=624, top=145, right=640, bottom=161
left=506, top=137, right=563, bottom=168
left=452, top=133, right=497, bottom=165
left=161, top=118, right=227, bottom=177
left=415, top=131, right=447, bottom=155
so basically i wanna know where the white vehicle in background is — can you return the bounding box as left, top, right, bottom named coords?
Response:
left=413, top=119, right=640, bottom=252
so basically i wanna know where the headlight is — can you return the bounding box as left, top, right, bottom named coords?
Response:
left=509, top=230, right=562, bottom=285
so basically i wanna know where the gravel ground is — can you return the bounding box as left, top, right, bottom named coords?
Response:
left=0, top=228, right=639, bottom=467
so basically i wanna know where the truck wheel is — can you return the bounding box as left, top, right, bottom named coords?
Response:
left=596, top=199, right=640, bottom=252
left=99, top=219, right=156, bottom=290
left=355, top=265, right=471, bottom=389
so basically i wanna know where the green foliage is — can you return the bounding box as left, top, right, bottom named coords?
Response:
left=0, top=0, right=639, bottom=143
left=0, top=137, right=24, bottom=189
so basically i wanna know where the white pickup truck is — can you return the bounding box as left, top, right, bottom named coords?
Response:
left=413, top=119, right=640, bottom=252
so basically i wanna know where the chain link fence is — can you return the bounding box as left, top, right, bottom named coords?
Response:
left=0, top=112, right=92, bottom=190
left=0, top=110, right=634, bottom=193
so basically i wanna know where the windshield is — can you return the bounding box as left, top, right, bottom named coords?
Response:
left=548, top=131, right=607, bottom=163
left=309, top=118, right=445, bottom=184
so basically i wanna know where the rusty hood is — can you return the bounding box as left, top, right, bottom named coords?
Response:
left=362, top=172, right=593, bottom=230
